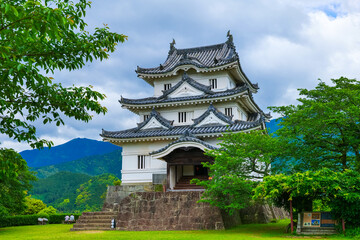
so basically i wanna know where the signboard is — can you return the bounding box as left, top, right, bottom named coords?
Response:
left=303, top=212, right=335, bottom=228
left=303, top=212, right=312, bottom=227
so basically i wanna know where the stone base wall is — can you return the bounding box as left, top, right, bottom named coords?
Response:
left=115, top=192, right=225, bottom=231
left=239, top=204, right=289, bottom=224
left=103, top=186, right=289, bottom=231
left=103, top=185, right=159, bottom=211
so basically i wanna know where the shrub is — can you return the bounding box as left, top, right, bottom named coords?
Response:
left=38, top=206, right=57, bottom=215
left=0, top=213, right=81, bottom=227
left=0, top=215, right=40, bottom=227
left=48, top=214, right=81, bottom=224
left=113, top=180, right=121, bottom=186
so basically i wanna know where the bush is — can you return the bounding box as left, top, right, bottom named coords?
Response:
left=0, top=215, right=40, bottom=227
left=47, top=214, right=81, bottom=224
left=113, top=180, right=121, bottom=186
left=0, top=213, right=81, bottom=227
left=38, top=206, right=57, bottom=216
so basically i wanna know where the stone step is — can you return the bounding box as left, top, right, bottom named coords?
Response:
left=82, top=211, right=116, bottom=216
left=300, top=227, right=337, bottom=235
left=78, top=215, right=116, bottom=220
left=70, top=227, right=115, bottom=231
left=76, top=219, right=115, bottom=223
left=74, top=222, right=112, bottom=227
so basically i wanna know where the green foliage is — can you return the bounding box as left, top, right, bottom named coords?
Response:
left=33, top=149, right=122, bottom=178
left=38, top=206, right=57, bottom=216
left=30, top=171, right=91, bottom=213
left=30, top=172, right=119, bottom=213
left=75, top=173, right=119, bottom=212
left=0, top=214, right=40, bottom=227
left=194, top=131, right=278, bottom=213
left=254, top=168, right=360, bottom=226
left=270, top=77, right=360, bottom=173
left=0, top=148, right=36, bottom=215
left=23, top=196, right=47, bottom=215
left=113, top=179, right=121, bottom=186
left=47, top=213, right=80, bottom=224
left=0, top=213, right=80, bottom=227
left=0, top=0, right=127, bottom=148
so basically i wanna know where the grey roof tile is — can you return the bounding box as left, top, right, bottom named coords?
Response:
left=101, top=118, right=264, bottom=140
left=120, top=85, right=249, bottom=105
left=136, top=38, right=238, bottom=75
left=150, top=131, right=218, bottom=155
left=136, top=109, right=174, bottom=130
left=192, top=104, right=233, bottom=127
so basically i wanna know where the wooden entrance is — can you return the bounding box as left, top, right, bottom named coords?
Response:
left=163, top=147, right=213, bottom=190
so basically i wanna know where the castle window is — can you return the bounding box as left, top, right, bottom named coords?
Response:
left=178, top=112, right=188, bottom=123
left=138, top=155, right=146, bottom=169
left=209, top=78, right=217, bottom=89
left=164, top=83, right=172, bottom=91
left=143, top=114, right=150, bottom=121
left=225, top=108, right=233, bottom=117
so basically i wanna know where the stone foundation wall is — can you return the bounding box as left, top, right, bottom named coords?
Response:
left=103, top=185, right=159, bottom=211
left=239, top=204, right=290, bottom=224
left=115, top=192, right=225, bottom=231
left=103, top=186, right=289, bottom=231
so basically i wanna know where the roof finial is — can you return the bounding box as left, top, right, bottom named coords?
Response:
left=226, top=30, right=234, bottom=47
left=169, top=38, right=176, bottom=55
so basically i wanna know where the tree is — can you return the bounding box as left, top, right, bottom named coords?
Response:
left=254, top=168, right=360, bottom=227
left=0, top=148, right=36, bottom=215
left=194, top=130, right=280, bottom=213
left=270, top=77, right=360, bottom=172
left=0, top=0, right=127, bottom=148
left=23, top=195, right=47, bottom=215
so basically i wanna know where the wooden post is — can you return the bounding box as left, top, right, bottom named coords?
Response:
left=290, top=199, right=294, bottom=233
left=342, top=218, right=345, bottom=235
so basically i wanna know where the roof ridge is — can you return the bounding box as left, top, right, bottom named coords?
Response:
left=135, top=109, right=174, bottom=131
left=192, top=103, right=233, bottom=127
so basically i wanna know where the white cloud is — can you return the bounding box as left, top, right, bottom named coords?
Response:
left=3, top=0, right=360, bottom=151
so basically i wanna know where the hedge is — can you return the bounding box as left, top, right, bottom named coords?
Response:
left=0, top=213, right=81, bottom=227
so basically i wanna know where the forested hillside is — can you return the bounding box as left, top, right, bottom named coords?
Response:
left=33, top=149, right=122, bottom=179
left=21, top=138, right=120, bottom=167
left=30, top=172, right=119, bottom=213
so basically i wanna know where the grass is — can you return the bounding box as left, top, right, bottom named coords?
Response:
left=0, top=220, right=353, bottom=240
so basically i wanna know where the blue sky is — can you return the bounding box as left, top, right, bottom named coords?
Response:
left=2, top=0, right=360, bottom=151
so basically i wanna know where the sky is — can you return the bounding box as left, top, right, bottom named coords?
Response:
left=2, top=0, right=360, bottom=152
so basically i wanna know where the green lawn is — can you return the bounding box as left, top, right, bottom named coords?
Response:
left=0, top=220, right=353, bottom=240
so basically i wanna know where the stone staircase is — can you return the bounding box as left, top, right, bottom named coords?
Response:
left=299, top=227, right=338, bottom=235
left=173, top=175, right=208, bottom=190
left=71, top=211, right=117, bottom=231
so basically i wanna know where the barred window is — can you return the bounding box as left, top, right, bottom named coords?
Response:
left=225, top=108, right=233, bottom=117
left=138, top=155, right=146, bottom=169
left=143, top=114, right=150, bottom=121
left=164, top=83, right=172, bottom=91
left=178, top=112, right=187, bottom=123
left=209, top=79, right=217, bottom=89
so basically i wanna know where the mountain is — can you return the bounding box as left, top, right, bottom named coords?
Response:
left=30, top=172, right=119, bottom=213
left=21, top=138, right=121, bottom=168
left=265, top=117, right=282, bottom=134
left=33, top=149, right=122, bottom=179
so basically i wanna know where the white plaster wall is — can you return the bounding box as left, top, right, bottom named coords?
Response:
left=121, top=141, right=170, bottom=184
left=152, top=71, right=237, bottom=97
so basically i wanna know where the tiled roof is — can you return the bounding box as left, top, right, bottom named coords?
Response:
left=192, top=104, right=233, bottom=126
left=136, top=109, right=174, bottom=130
left=136, top=34, right=238, bottom=75
left=120, top=85, right=249, bottom=105
left=150, top=131, right=218, bottom=155
left=101, top=118, right=264, bottom=140
left=160, top=72, right=212, bottom=98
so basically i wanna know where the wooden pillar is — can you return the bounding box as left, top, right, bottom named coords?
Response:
left=290, top=199, right=294, bottom=233
left=166, top=164, right=170, bottom=190
left=342, top=219, right=346, bottom=235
